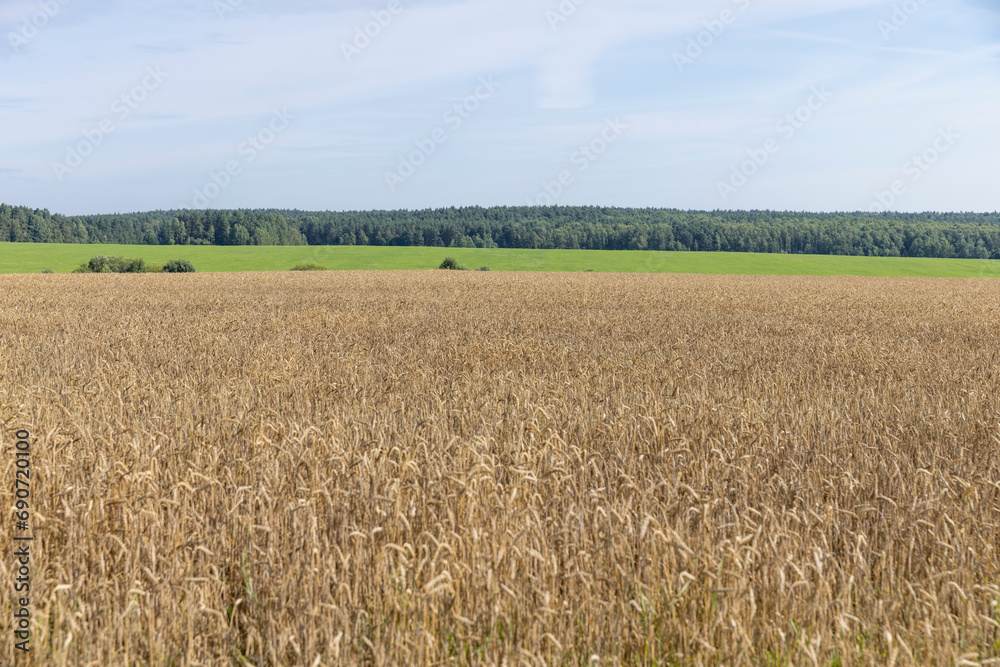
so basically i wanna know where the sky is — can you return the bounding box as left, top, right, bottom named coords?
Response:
left=1, top=0, right=998, bottom=215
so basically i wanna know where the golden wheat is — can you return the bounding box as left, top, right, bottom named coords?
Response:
left=0, top=271, right=998, bottom=666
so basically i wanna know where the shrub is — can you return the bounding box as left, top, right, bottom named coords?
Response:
left=291, top=262, right=327, bottom=271
left=113, top=257, right=146, bottom=273
left=476, top=266, right=490, bottom=272
left=86, top=256, right=109, bottom=273
left=439, top=257, right=472, bottom=271
left=78, top=256, right=146, bottom=273
left=163, top=259, right=196, bottom=273
left=42, top=269, right=54, bottom=274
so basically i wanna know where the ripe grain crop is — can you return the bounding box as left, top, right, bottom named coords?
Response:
left=0, top=272, right=998, bottom=666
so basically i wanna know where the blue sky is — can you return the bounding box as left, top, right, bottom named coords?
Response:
left=1, top=0, right=997, bottom=214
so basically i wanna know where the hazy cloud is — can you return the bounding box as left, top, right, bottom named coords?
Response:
left=1, top=0, right=997, bottom=214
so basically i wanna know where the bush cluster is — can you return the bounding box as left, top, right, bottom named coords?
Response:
left=72, top=256, right=196, bottom=273
left=74, top=256, right=146, bottom=273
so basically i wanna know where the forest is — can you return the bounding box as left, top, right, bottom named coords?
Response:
left=2, top=204, right=999, bottom=259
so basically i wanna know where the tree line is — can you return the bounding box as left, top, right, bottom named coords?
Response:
left=2, top=204, right=1000, bottom=259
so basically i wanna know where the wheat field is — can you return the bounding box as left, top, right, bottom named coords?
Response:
left=0, top=272, right=998, bottom=666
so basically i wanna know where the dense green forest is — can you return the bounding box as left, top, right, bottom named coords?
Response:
left=2, top=204, right=999, bottom=259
